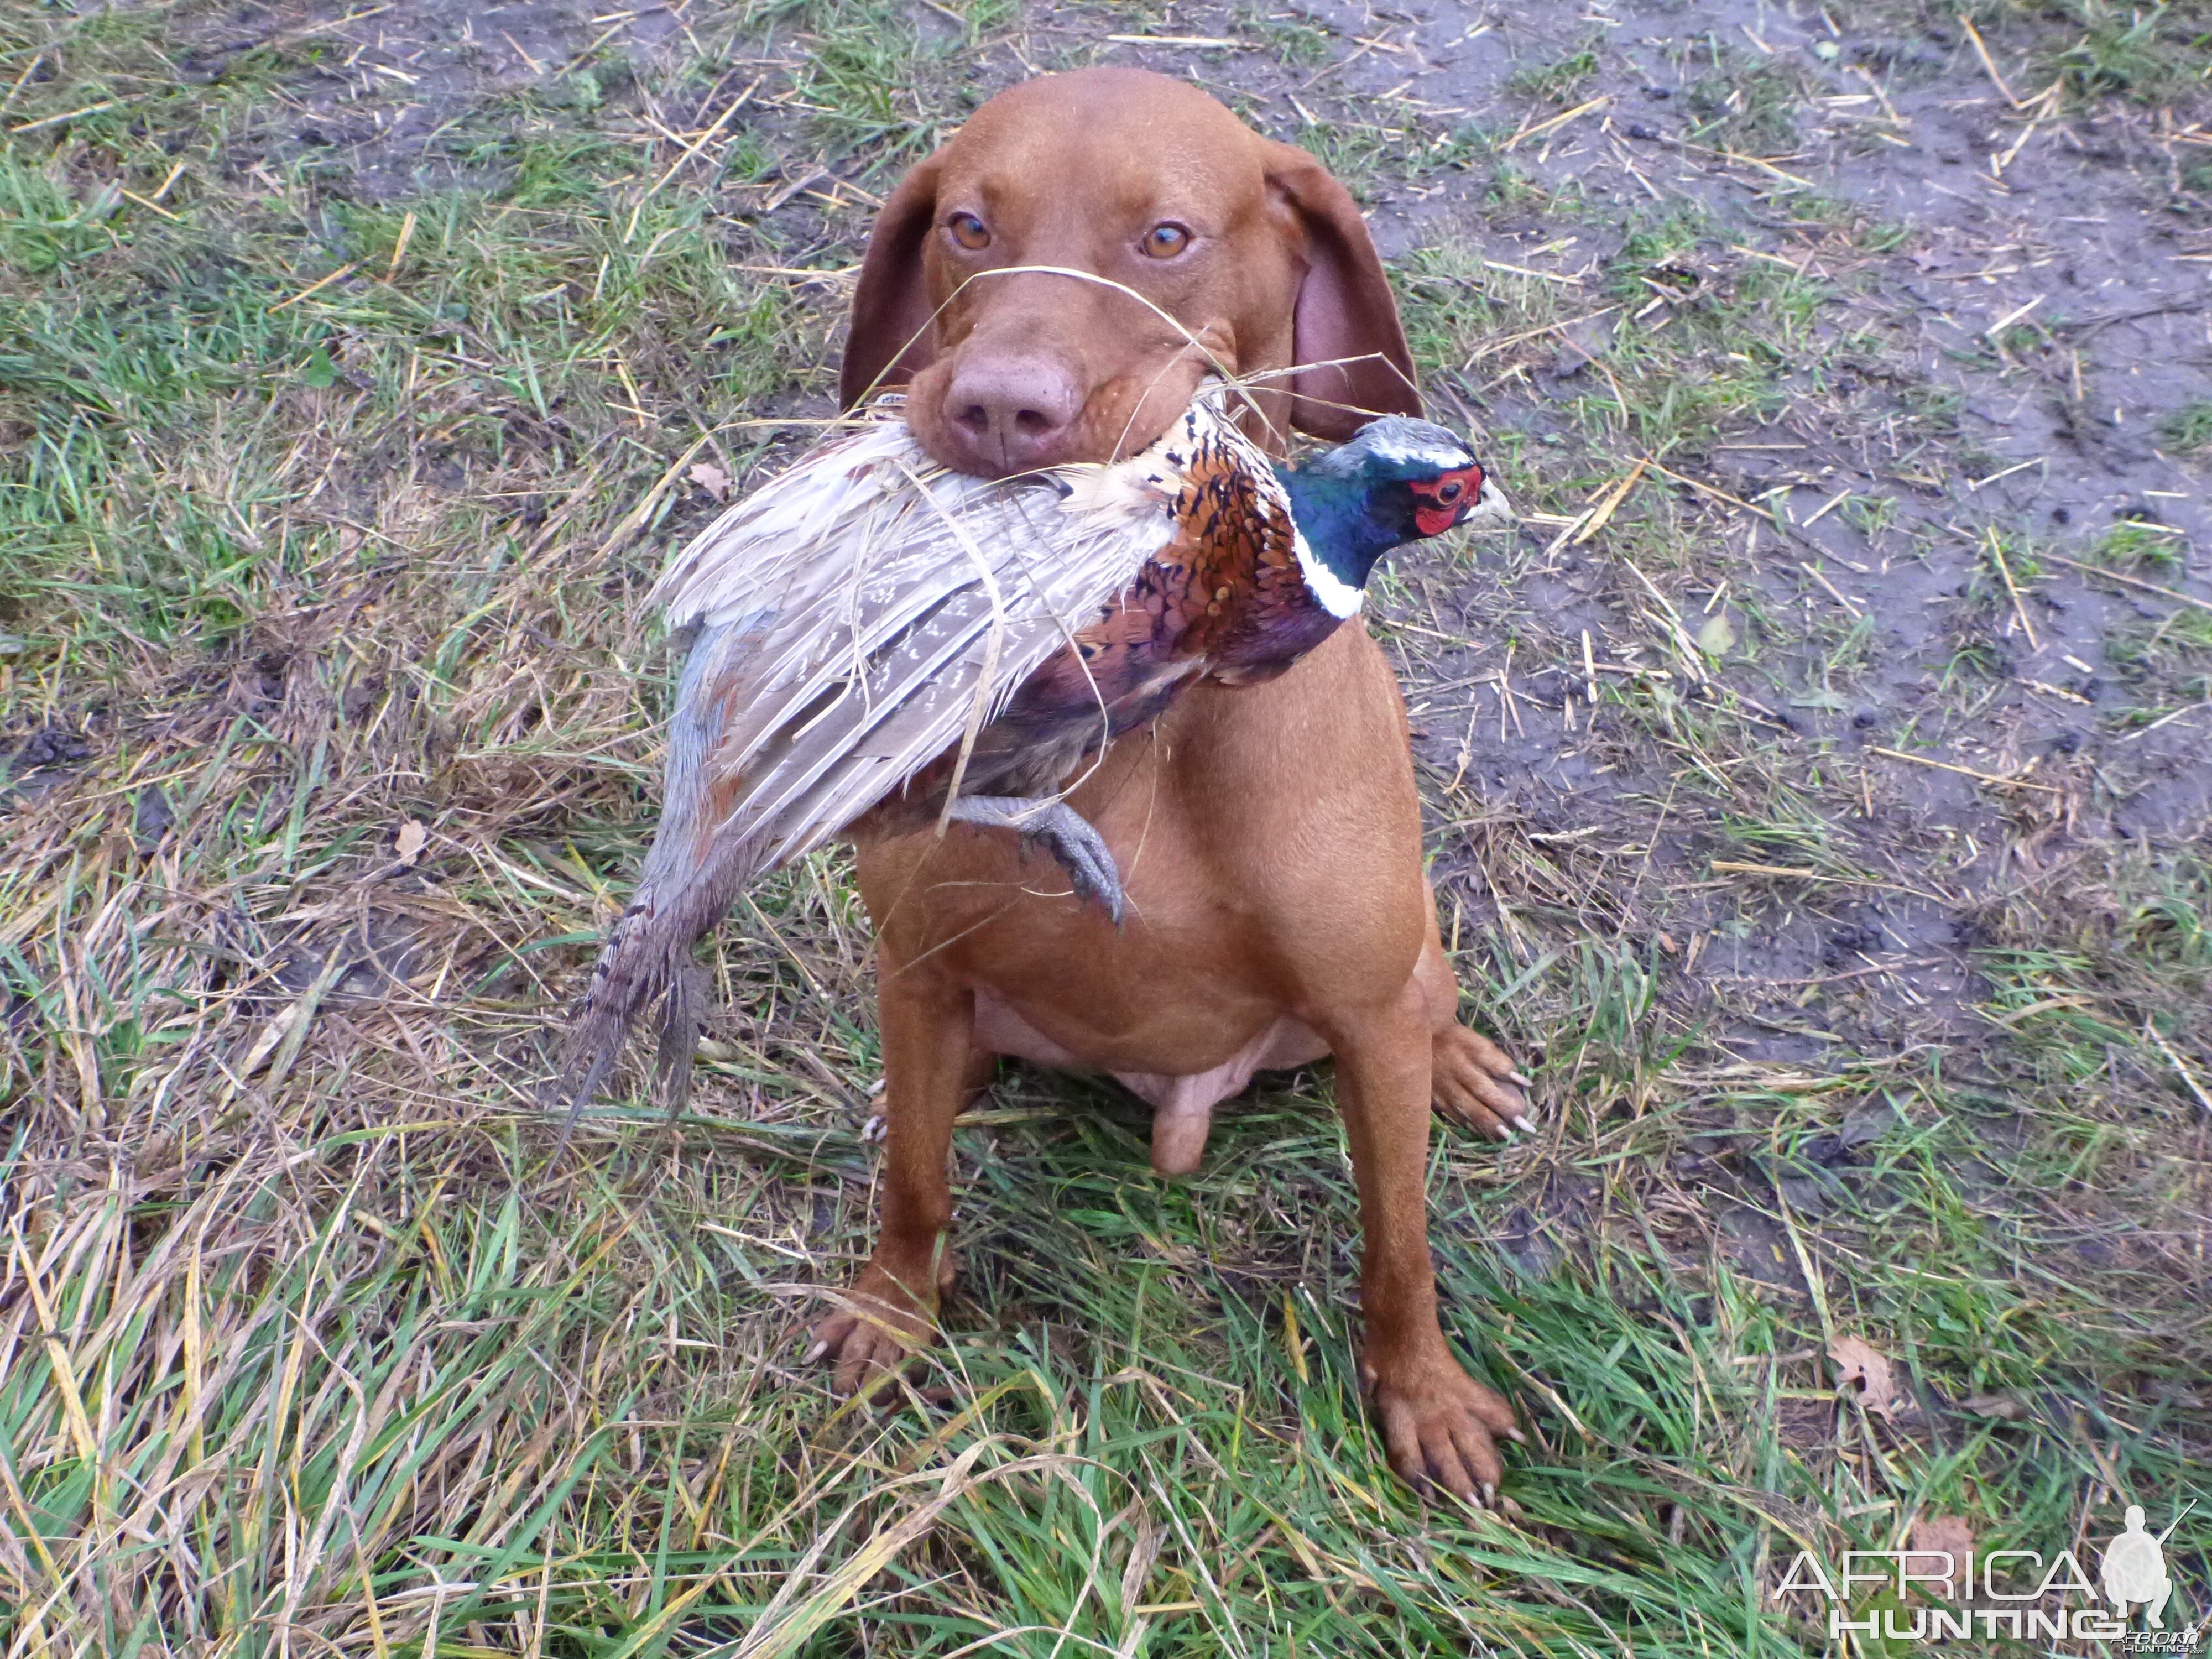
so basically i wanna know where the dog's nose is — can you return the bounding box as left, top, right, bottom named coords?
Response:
left=943, top=358, right=1083, bottom=473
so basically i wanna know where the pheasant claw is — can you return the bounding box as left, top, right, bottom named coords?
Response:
left=945, top=795, right=1125, bottom=924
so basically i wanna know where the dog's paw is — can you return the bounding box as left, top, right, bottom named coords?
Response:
left=1361, top=1348, right=1522, bottom=1505
left=807, top=1285, right=933, bottom=1397
left=1431, top=1022, right=1533, bottom=1140
left=806, top=1254, right=959, bottom=1397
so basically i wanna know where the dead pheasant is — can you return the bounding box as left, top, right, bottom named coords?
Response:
left=551, top=383, right=1509, bottom=1127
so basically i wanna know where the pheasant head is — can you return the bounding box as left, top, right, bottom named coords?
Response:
left=1276, top=416, right=1511, bottom=615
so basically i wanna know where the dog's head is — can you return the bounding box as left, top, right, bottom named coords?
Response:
left=838, top=68, right=1420, bottom=476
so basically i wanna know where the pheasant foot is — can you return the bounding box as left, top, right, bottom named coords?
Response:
left=943, top=795, right=1125, bottom=923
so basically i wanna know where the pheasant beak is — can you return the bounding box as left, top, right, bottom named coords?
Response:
left=1464, top=469, right=1514, bottom=529
left=1410, top=465, right=1514, bottom=538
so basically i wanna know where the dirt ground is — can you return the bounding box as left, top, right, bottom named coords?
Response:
left=3, top=0, right=2209, bottom=1652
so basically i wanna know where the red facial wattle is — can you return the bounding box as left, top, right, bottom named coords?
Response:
left=1410, top=466, right=1485, bottom=537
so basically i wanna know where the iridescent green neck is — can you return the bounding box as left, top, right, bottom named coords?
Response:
left=1274, top=458, right=1405, bottom=591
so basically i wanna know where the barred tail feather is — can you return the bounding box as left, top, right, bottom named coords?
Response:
left=547, top=624, right=760, bottom=1151
left=545, top=850, right=752, bottom=1154
left=546, top=902, right=666, bottom=1153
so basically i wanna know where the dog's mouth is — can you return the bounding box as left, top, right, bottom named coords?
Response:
left=904, top=342, right=1221, bottom=478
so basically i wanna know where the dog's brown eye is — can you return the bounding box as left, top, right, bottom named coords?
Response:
left=1141, top=222, right=1190, bottom=259
left=947, top=212, right=990, bottom=251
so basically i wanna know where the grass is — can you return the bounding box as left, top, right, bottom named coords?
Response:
left=3, top=0, right=2210, bottom=1655
left=1681, top=55, right=1802, bottom=154
left=2162, top=399, right=2212, bottom=455
left=1507, top=43, right=1601, bottom=108
left=1241, top=10, right=1333, bottom=70
left=2036, top=0, right=2212, bottom=105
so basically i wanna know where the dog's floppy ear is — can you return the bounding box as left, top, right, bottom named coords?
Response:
left=1262, top=143, right=1421, bottom=439
left=838, top=154, right=944, bottom=409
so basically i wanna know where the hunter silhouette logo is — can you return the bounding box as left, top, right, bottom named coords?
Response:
left=2102, top=1504, right=2185, bottom=1629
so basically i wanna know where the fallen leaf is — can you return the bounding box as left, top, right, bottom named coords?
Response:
left=688, top=460, right=732, bottom=501
left=1957, top=1392, right=2028, bottom=1421
left=1829, top=1334, right=1907, bottom=1418
left=1908, top=1515, right=1976, bottom=1597
left=1696, top=611, right=1738, bottom=655
left=394, top=819, right=427, bottom=865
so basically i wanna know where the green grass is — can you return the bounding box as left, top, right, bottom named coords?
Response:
left=1240, top=6, right=1334, bottom=69
left=3, top=0, right=2209, bottom=1653
left=2037, top=0, right=2212, bottom=104
left=1507, top=42, right=1601, bottom=107
left=1681, top=55, right=1802, bottom=154
left=2094, top=519, right=2189, bottom=573
left=2161, top=399, right=2212, bottom=454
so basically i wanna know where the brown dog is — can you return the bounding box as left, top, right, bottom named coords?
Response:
left=806, top=67, right=1531, bottom=1501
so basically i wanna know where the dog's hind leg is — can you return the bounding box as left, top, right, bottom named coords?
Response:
left=1414, top=929, right=1532, bottom=1138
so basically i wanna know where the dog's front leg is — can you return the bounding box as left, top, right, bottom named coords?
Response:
left=810, top=952, right=972, bottom=1396
left=1330, top=984, right=1522, bottom=1503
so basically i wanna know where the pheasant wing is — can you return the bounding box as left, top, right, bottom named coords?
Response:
left=649, top=411, right=1185, bottom=890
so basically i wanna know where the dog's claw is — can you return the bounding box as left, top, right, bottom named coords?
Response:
left=1431, top=1023, right=1534, bottom=1141
left=945, top=795, right=1125, bottom=923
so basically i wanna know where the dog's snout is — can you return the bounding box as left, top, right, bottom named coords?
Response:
left=943, top=357, right=1083, bottom=473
